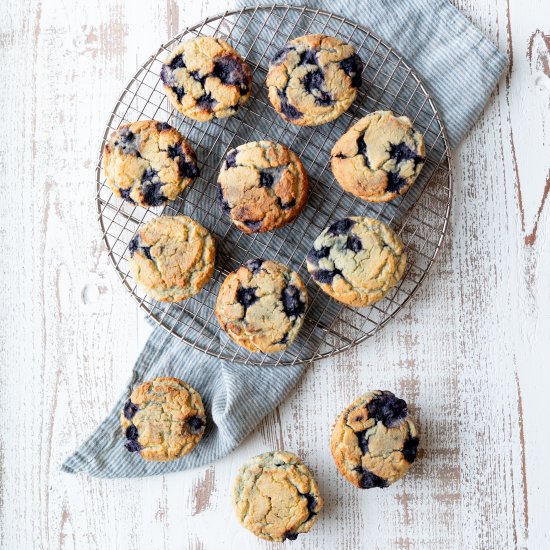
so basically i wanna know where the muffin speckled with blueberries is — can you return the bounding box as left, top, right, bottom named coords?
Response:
left=121, top=377, right=206, bottom=462
left=160, top=36, right=252, bottom=121
left=306, top=216, right=406, bottom=307
left=266, top=34, right=364, bottom=126
left=129, top=215, right=215, bottom=302
left=233, top=451, right=323, bottom=542
left=215, top=259, right=308, bottom=353
left=331, top=110, right=425, bottom=202
left=103, top=120, right=200, bottom=207
left=217, top=141, right=309, bottom=233
left=330, top=391, right=419, bottom=488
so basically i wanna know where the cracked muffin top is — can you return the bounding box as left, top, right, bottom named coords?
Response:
left=330, top=390, right=419, bottom=488
left=331, top=110, right=425, bottom=202
left=103, top=120, right=200, bottom=207
left=215, top=259, right=308, bottom=353
left=121, top=377, right=206, bottom=462
left=232, top=451, right=323, bottom=542
left=128, top=215, right=215, bottom=302
left=160, top=36, right=252, bottom=121
left=266, top=34, right=364, bottom=126
left=217, top=141, right=309, bottom=233
left=306, top=216, right=406, bottom=307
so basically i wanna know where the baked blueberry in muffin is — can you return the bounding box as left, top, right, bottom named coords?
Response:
left=103, top=120, right=199, bottom=207
left=266, top=34, right=364, bottom=126
left=160, top=36, right=252, bottom=121
left=331, top=110, right=425, bottom=202
left=330, top=390, right=419, bottom=488
left=215, top=259, right=308, bottom=353
left=217, top=141, right=309, bottom=233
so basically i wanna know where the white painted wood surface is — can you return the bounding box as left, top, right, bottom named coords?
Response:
left=1, top=0, right=549, bottom=548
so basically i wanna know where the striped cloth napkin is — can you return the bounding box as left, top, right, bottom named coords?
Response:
left=62, top=0, right=507, bottom=478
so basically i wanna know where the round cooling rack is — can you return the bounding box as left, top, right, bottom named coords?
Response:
left=96, top=5, right=452, bottom=367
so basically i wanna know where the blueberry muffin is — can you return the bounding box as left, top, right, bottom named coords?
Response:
left=129, top=215, right=215, bottom=302
left=215, top=259, right=307, bottom=353
left=103, top=120, right=199, bottom=207
left=330, top=391, right=419, bottom=488
left=160, top=37, right=252, bottom=121
left=306, top=217, right=406, bottom=307
left=121, top=377, right=206, bottom=462
left=266, top=34, right=364, bottom=126
left=233, top=451, right=323, bottom=542
left=331, top=110, right=425, bottom=202
left=217, top=141, right=309, bottom=233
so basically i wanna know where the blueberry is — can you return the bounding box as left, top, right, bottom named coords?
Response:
left=166, top=143, right=199, bottom=178
left=126, top=425, right=139, bottom=441
left=156, top=122, right=173, bottom=132
left=284, top=532, right=299, bottom=541
left=225, top=150, right=238, bottom=168
left=302, top=69, right=333, bottom=105
left=312, top=268, right=341, bottom=284
left=160, top=65, right=172, bottom=85
left=346, top=234, right=362, bottom=253
left=142, top=182, right=166, bottom=207
left=141, top=166, right=158, bottom=183
left=355, top=429, right=369, bottom=454
left=196, top=92, right=217, bottom=111
left=125, top=440, right=142, bottom=453
left=243, top=220, right=262, bottom=231
left=327, top=218, right=354, bottom=235
left=386, top=171, right=408, bottom=194
left=303, top=69, right=324, bottom=94
left=270, top=45, right=294, bottom=66
left=282, top=285, right=305, bottom=318
left=367, top=391, right=408, bottom=428
left=259, top=172, right=274, bottom=188
left=340, top=54, right=364, bottom=88
left=299, top=49, right=318, bottom=66
left=172, top=86, right=186, bottom=102
left=129, top=236, right=153, bottom=260
left=119, top=187, right=134, bottom=203
left=306, top=246, right=330, bottom=265
left=169, top=54, right=186, bottom=70
left=123, top=399, right=139, bottom=420
left=236, top=286, right=258, bottom=312
left=305, top=493, right=317, bottom=513
left=356, top=135, right=368, bottom=160
left=402, top=435, right=419, bottom=463
left=189, top=70, right=206, bottom=84
left=277, top=333, right=289, bottom=345
left=245, top=259, right=263, bottom=274
left=355, top=467, right=388, bottom=489
left=118, top=128, right=134, bottom=144
left=128, top=236, right=139, bottom=256
left=276, top=89, right=303, bottom=120
left=390, top=142, right=423, bottom=167
left=217, top=185, right=231, bottom=215
left=187, top=415, right=205, bottom=433
left=213, top=55, right=249, bottom=88
left=180, top=160, right=199, bottom=179
left=279, top=198, right=296, bottom=210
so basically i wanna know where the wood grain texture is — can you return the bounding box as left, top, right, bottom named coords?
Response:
left=0, top=0, right=548, bottom=548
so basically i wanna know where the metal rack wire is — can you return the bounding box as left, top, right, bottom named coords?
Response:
left=96, top=5, right=452, bottom=366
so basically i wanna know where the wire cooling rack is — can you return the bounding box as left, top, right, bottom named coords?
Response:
left=96, top=5, right=452, bottom=366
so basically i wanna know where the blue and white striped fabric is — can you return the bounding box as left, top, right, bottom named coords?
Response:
left=62, top=0, right=507, bottom=478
